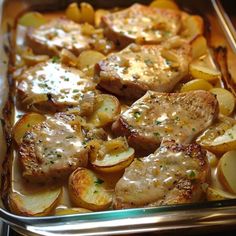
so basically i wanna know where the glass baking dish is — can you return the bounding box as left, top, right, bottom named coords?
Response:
left=1, top=0, right=236, bottom=235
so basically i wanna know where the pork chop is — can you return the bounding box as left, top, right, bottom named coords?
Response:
left=112, top=90, right=218, bottom=155
left=18, top=113, right=106, bottom=183
left=26, top=18, right=92, bottom=56
left=96, top=38, right=190, bottom=100
left=17, top=59, right=96, bottom=112
left=102, top=4, right=181, bottom=48
left=114, top=140, right=210, bottom=209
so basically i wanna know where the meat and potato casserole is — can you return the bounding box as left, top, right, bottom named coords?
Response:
left=2, top=0, right=236, bottom=217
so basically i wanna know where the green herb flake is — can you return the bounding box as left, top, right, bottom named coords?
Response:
left=94, top=190, right=98, bottom=194
left=144, top=59, right=154, bottom=67
left=52, top=56, right=59, bottom=63
left=155, top=120, right=162, bottom=125
left=189, top=170, right=196, bottom=179
left=94, top=178, right=104, bottom=185
left=228, top=132, right=234, bottom=139
left=73, top=89, right=79, bottom=93
left=134, top=111, right=141, bottom=119
left=192, top=127, right=196, bottom=132
left=153, top=132, right=160, bottom=137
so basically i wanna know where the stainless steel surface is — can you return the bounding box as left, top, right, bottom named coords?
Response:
left=1, top=0, right=236, bottom=235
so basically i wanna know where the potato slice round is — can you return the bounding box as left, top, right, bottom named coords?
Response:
left=150, top=0, right=179, bottom=10
left=55, top=207, right=91, bottom=216
left=87, top=94, right=120, bottom=127
left=207, top=187, right=236, bottom=201
left=78, top=50, right=105, bottom=69
left=68, top=168, right=112, bottom=211
left=22, top=54, right=49, bottom=67
left=180, top=79, right=213, bottom=92
left=13, top=113, right=46, bottom=145
left=196, top=117, right=236, bottom=153
left=65, top=2, right=81, bottom=23
left=9, top=188, right=62, bottom=216
left=189, top=63, right=221, bottom=81
left=210, top=88, right=235, bottom=116
left=18, top=12, right=47, bottom=27
left=191, top=36, right=207, bottom=59
left=218, top=151, right=236, bottom=194
left=92, top=148, right=134, bottom=173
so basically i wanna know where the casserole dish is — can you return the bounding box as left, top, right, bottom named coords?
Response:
left=1, top=0, right=236, bottom=235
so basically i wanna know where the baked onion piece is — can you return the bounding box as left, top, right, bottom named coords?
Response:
left=9, top=188, right=62, bottom=216
left=68, top=168, right=112, bottom=211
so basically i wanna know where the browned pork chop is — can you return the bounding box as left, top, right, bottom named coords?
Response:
left=18, top=113, right=105, bottom=183
left=17, top=59, right=96, bottom=112
left=114, top=140, right=210, bottom=209
left=102, top=4, right=181, bottom=48
left=26, top=18, right=92, bottom=56
left=112, top=90, right=218, bottom=155
left=96, top=38, right=190, bottom=99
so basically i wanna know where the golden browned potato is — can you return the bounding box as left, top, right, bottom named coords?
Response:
left=80, top=2, right=95, bottom=24
left=150, top=0, right=179, bottom=10
left=13, top=113, right=46, bottom=145
left=191, top=36, right=208, bottom=59
left=55, top=207, right=91, bottom=215
left=196, top=116, right=236, bottom=153
left=22, top=54, right=49, bottom=67
left=207, top=186, right=236, bottom=201
left=181, top=15, right=204, bottom=41
left=87, top=94, right=120, bottom=127
left=180, top=79, right=213, bottom=92
left=210, top=88, right=235, bottom=116
left=95, top=9, right=110, bottom=27
left=90, top=137, right=135, bottom=173
left=65, top=2, right=81, bottom=23
left=218, top=151, right=236, bottom=194
left=9, top=188, right=62, bottom=216
left=68, top=168, right=112, bottom=211
left=18, top=12, right=47, bottom=27
left=60, top=49, right=78, bottom=67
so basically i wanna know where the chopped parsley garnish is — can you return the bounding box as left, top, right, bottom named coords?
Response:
left=94, top=190, right=98, bottom=194
left=188, top=170, right=196, bottom=179
left=175, top=116, right=180, bottom=121
left=52, top=56, right=59, bottom=63
left=73, top=89, right=79, bottom=93
left=94, top=178, right=104, bottom=185
left=192, top=127, right=196, bottom=132
left=228, top=132, right=234, bottom=139
left=134, top=111, right=141, bottom=119
left=153, top=132, right=160, bottom=137
left=155, top=120, right=162, bottom=125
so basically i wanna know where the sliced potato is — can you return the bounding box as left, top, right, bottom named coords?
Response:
left=189, top=62, right=221, bottom=81
left=18, top=12, right=47, bottom=27
left=197, top=117, right=236, bottom=153
left=180, top=79, right=213, bottom=92
left=13, top=113, right=46, bottom=145
left=207, top=187, right=236, bottom=201
left=92, top=147, right=134, bottom=173
left=95, top=9, right=110, bottom=27
left=87, top=94, right=120, bottom=127
left=78, top=50, right=105, bottom=70
left=210, top=88, right=235, bottom=116
left=22, top=54, right=49, bottom=67
left=80, top=2, right=95, bottom=24
left=68, top=168, right=112, bottom=211
left=60, top=49, right=78, bottom=67
left=55, top=207, right=91, bottom=216
left=218, top=151, right=236, bottom=194
left=182, top=15, right=204, bottom=41
left=191, top=36, right=208, bottom=59
left=9, top=188, right=62, bottom=216
left=207, top=151, right=218, bottom=167
left=150, top=0, right=179, bottom=10
left=65, top=2, right=81, bottom=23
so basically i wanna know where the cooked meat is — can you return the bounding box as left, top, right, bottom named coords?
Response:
left=113, top=140, right=210, bottom=209
left=96, top=38, right=190, bottom=99
left=112, top=90, right=218, bottom=155
left=18, top=113, right=102, bottom=183
left=17, top=59, right=96, bottom=112
left=26, top=18, right=92, bottom=56
left=102, top=4, right=181, bottom=48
